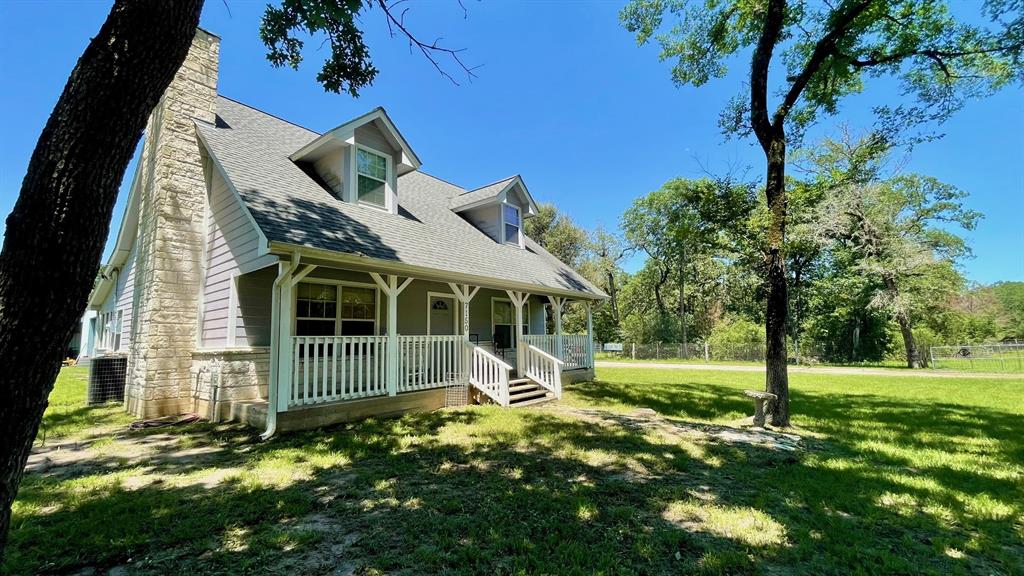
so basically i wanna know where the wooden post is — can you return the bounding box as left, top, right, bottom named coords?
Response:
left=276, top=274, right=294, bottom=412
left=585, top=301, right=593, bottom=369
left=548, top=296, right=565, bottom=362
left=372, top=273, right=414, bottom=397
left=506, top=290, right=529, bottom=375
left=449, top=283, right=479, bottom=383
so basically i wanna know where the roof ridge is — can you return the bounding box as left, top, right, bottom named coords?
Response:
left=217, top=95, right=322, bottom=136
left=409, top=171, right=466, bottom=192
left=464, top=174, right=518, bottom=195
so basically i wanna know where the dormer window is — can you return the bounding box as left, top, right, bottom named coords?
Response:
left=356, top=147, right=389, bottom=208
left=502, top=203, right=521, bottom=246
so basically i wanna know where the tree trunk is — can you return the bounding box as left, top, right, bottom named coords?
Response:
left=0, top=0, right=204, bottom=552
left=884, top=276, right=920, bottom=368
left=679, top=245, right=687, bottom=352
left=606, top=270, right=620, bottom=324
left=653, top=264, right=669, bottom=317
left=764, top=137, right=790, bottom=427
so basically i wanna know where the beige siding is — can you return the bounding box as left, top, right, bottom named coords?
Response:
left=462, top=204, right=501, bottom=243
left=312, top=147, right=344, bottom=197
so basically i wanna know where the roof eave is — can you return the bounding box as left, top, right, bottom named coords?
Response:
left=268, top=241, right=607, bottom=301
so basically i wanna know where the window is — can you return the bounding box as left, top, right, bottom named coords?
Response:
left=503, top=204, right=520, bottom=245
left=356, top=148, right=388, bottom=208
left=340, top=286, right=376, bottom=335
left=296, top=283, right=337, bottom=336
left=96, top=310, right=122, bottom=351
left=492, top=299, right=529, bottom=350
left=295, top=282, right=377, bottom=337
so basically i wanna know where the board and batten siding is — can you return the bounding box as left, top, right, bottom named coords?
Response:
left=201, top=169, right=275, bottom=347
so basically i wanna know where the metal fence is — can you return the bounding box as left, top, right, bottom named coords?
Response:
left=929, top=343, right=1024, bottom=373
left=598, top=342, right=779, bottom=363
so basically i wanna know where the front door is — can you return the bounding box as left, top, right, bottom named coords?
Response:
left=428, top=294, right=457, bottom=335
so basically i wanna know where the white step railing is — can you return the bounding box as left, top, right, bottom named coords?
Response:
left=524, top=344, right=563, bottom=399
left=399, top=335, right=464, bottom=393
left=291, top=336, right=388, bottom=406
left=467, top=341, right=512, bottom=406
left=522, top=334, right=592, bottom=370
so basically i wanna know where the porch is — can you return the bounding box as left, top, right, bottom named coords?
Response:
left=219, top=257, right=597, bottom=433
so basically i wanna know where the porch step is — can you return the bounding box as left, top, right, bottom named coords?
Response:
left=508, top=378, right=552, bottom=407
left=509, top=393, right=555, bottom=408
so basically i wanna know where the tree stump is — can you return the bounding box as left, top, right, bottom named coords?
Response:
left=744, top=390, right=778, bottom=427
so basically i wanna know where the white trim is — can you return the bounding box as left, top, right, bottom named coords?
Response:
left=226, top=274, right=238, bottom=347
left=491, top=297, right=530, bottom=342
left=293, top=278, right=381, bottom=336
left=353, top=143, right=394, bottom=213
left=196, top=131, right=272, bottom=256
left=268, top=242, right=609, bottom=301
left=426, top=291, right=458, bottom=335
left=289, top=107, right=421, bottom=171
left=500, top=202, right=523, bottom=248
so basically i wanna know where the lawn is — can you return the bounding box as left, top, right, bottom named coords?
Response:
left=6, top=366, right=1022, bottom=575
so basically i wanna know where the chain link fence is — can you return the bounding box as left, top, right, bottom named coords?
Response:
left=929, top=343, right=1024, bottom=373
left=598, top=342, right=811, bottom=363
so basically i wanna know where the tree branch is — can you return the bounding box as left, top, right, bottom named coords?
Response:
left=774, top=0, right=874, bottom=125
left=375, top=0, right=478, bottom=85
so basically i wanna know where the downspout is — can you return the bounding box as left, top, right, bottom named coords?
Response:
left=261, top=259, right=293, bottom=440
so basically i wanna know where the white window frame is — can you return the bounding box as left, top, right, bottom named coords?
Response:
left=352, top=144, right=394, bottom=213
left=426, top=291, right=458, bottom=335
left=491, top=297, right=530, bottom=346
left=293, top=278, right=380, bottom=337
left=501, top=202, right=522, bottom=247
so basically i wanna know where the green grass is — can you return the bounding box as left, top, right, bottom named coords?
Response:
left=36, top=366, right=134, bottom=443
left=7, top=367, right=1022, bottom=575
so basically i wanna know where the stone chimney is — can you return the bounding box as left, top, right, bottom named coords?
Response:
left=125, top=29, right=219, bottom=418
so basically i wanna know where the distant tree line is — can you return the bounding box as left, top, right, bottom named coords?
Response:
left=528, top=133, right=1024, bottom=368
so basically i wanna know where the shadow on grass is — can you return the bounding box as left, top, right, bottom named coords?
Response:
left=8, top=378, right=1024, bottom=575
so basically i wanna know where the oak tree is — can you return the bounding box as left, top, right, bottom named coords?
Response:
left=621, top=0, right=1023, bottom=425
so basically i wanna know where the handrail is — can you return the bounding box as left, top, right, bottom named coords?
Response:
left=523, top=343, right=563, bottom=400
left=525, top=344, right=564, bottom=365
left=470, top=343, right=514, bottom=371
left=466, top=341, right=511, bottom=406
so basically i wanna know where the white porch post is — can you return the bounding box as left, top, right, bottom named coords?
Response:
left=506, top=290, right=529, bottom=375
left=277, top=263, right=316, bottom=411
left=547, top=296, right=565, bottom=361
left=586, top=300, right=594, bottom=369
left=275, top=272, right=294, bottom=412
left=449, top=283, right=479, bottom=383
left=371, top=273, right=414, bottom=396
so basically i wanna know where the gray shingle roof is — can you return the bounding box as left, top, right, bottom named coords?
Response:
left=449, top=176, right=517, bottom=211
left=196, top=97, right=606, bottom=299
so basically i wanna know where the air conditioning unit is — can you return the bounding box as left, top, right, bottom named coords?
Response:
left=87, top=355, right=127, bottom=405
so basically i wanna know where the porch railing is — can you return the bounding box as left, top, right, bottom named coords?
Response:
left=467, top=341, right=512, bottom=406
left=524, top=344, right=563, bottom=399
left=291, top=336, right=388, bottom=406
left=522, top=334, right=592, bottom=370
left=399, top=335, right=464, bottom=393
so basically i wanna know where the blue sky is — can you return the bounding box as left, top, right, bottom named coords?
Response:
left=1, top=0, right=1021, bottom=283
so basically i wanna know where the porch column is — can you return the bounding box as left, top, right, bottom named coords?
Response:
left=371, top=273, right=414, bottom=396
left=277, top=263, right=316, bottom=411
left=505, top=290, right=530, bottom=375
left=585, top=300, right=594, bottom=369
left=449, top=283, right=480, bottom=383
left=548, top=296, right=566, bottom=361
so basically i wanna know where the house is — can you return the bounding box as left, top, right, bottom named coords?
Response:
left=86, top=29, right=606, bottom=435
